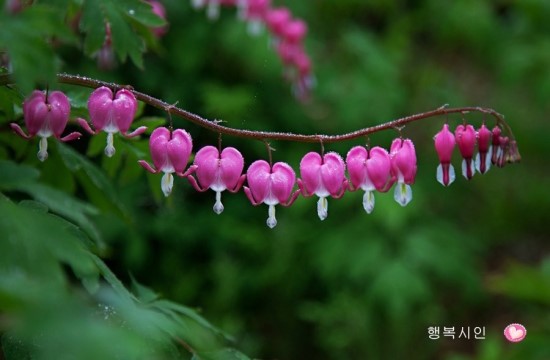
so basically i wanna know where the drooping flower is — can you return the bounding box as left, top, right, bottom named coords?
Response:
left=390, top=138, right=417, bottom=206
left=244, top=160, right=299, bottom=228
left=149, top=0, right=168, bottom=37
left=346, top=146, right=392, bottom=214
left=496, top=136, right=509, bottom=168
left=433, top=124, right=456, bottom=186
left=138, top=127, right=196, bottom=197
left=490, top=126, right=510, bottom=167
left=187, top=146, right=246, bottom=214
left=11, top=90, right=81, bottom=161
left=455, top=124, right=477, bottom=179
left=265, top=7, right=291, bottom=38
left=475, top=124, right=492, bottom=174
left=243, top=0, right=270, bottom=34
left=78, top=86, right=146, bottom=157
left=298, top=152, right=347, bottom=220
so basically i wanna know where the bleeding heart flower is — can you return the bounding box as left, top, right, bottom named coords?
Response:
left=434, top=124, right=456, bottom=186
left=11, top=90, right=81, bottom=161
left=187, top=145, right=246, bottom=214
left=476, top=124, right=492, bottom=174
left=346, top=146, right=392, bottom=214
left=244, top=160, right=299, bottom=228
left=390, top=138, right=417, bottom=206
left=149, top=0, right=168, bottom=37
left=298, top=152, right=347, bottom=220
left=455, top=124, right=477, bottom=179
left=265, top=7, right=291, bottom=37
left=138, top=127, right=196, bottom=197
left=78, top=86, right=146, bottom=157
left=243, top=0, right=270, bottom=34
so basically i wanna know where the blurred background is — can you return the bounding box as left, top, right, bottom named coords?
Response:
left=2, top=0, right=550, bottom=359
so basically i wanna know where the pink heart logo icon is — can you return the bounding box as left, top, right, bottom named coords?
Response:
left=504, top=323, right=526, bottom=342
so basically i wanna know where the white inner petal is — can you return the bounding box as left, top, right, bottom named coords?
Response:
left=213, top=191, right=224, bottom=214
left=37, top=136, right=49, bottom=162
left=394, top=183, right=412, bottom=207
left=161, top=172, right=174, bottom=197
left=267, top=205, right=277, bottom=228
left=317, top=197, right=328, bottom=220
left=362, top=190, right=375, bottom=214
left=104, top=132, right=116, bottom=157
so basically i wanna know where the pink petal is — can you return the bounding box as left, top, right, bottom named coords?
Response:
left=346, top=146, right=368, bottom=190
left=266, top=7, right=291, bottom=36
left=112, top=89, right=137, bottom=134
left=270, top=161, right=296, bottom=203
left=477, top=124, right=492, bottom=153
left=47, top=91, right=71, bottom=137
left=366, top=147, right=391, bottom=191
left=434, top=124, right=455, bottom=164
left=167, top=129, right=192, bottom=173
left=149, top=127, right=170, bottom=171
left=10, top=123, right=31, bottom=139
left=320, top=152, right=345, bottom=196
left=23, top=91, right=48, bottom=136
left=284, top=19, right=307, bottom=43
left=299, top=151, right=322, bottom=195
left=391, top=138, right=417, bottom=184
left=246, top=160, right=272, bottom=203
left=220, top=147, right=244, bottom=190
left=455, top=124, right=476, bottom=159
left=88, top=87, right=114, bottom=131
left=194, top=146, right=220, bottom=188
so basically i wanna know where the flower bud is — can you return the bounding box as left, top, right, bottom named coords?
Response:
left=455, top=124, right=477, bottom=179
left=390, top=138, right=417, bottom=206
left=475, top=124, right=492, bottom=174
left=434, top=124, right=456, bottom=186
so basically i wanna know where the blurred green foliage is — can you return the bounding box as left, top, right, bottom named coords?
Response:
left=1, top=0, right=550, bottom=359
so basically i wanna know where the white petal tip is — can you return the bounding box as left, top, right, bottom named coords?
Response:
left=213, top=192, right=224, bottom=214
left=37, top=151, right=48, bottom=162
left=267, top=205, right=277, bottom=228
left=394, top=183, right=412, bottom=207
left=105, top=132, right=116, bottom=157
left=317, top=197, right=328, bottom=220
left=247, top=20, right=263, bottom=36
left=362, top=191, right=375, bottom=214
left=38, top=137, right=49, bottom=162
left=161, top=173, right=174, bottom=197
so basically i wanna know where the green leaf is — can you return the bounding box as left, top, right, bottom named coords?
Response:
left=130, top=274, right=159, bottom=303
left=0, top=160, right=40, bottom=190
left=194, top=349, right=252, bottom=360
left=80, top=0, right=107, bottom=56
left=153, top=300, right=234, bottom=342
left=0, top=86, right=23, bottom=122
left=102, top=0, right=145, bottom=68
left=57, top=142, right=130, bottom=220
left=90, top=254, right=137, bottom=302
left=0, top=195, right=98, bottom=285
left=120, top=0, right=167, bottom=28
left=0, top=6, right=77, bottom=92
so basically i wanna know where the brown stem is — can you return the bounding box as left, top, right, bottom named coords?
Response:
left=0, top=73, right=520, bottom=162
